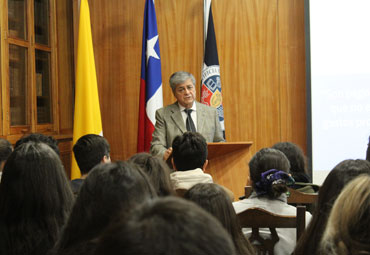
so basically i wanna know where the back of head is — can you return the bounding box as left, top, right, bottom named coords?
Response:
left=55, top=161, right=156, bottom=254
left=15, top=133, right=60, bottom=155
left=272, top=142, right=307, bottom=176
left=184, top=183, right=255, bottom=255
left=172, top=132, right=208, bottom=171
left=320, top=175, right=370, bottom=254
left=293, top=159, right=370, bottom=255
left=249, top=148, right=291, bottom=199
left=73, top=134, right=110, bottom=175
left=0, top=142, right=74, bottom=254
left=169, top=71, right=196, bottom=92
left=94, top=197, right=236, bottom=255
left=0, top=138, right=12, bottom=164
left=129, top=152, right=174, bottom=196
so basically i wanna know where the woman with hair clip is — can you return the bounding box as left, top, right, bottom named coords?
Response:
left=51, top=161, right=157, bottom=255
left=233, top=148, right=312, bottom=255
left=129, top=152, right=175, bottom=196
left=293, top=159, right=370, bottom=255
left=319, top=175, right=370, bottom=255
left=0, top=142, right=75, bottom=255
left=185, top=183, right=255, bottom=255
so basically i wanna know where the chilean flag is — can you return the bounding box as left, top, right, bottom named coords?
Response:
left=137, top=0, right=163, bottom=152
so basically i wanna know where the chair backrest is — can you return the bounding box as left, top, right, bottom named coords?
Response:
left=175, top=188, right=188, bottom=197
left=244, top=186, right=318, bottom=205
left=287, top=188, right=318, bottom=204
left=237, top=206, right=306, bottom=255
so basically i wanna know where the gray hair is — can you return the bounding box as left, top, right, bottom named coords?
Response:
left=169, top=71, right=196, bottom=92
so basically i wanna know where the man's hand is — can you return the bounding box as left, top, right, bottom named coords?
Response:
left=163, top=147, right=173, bottom=161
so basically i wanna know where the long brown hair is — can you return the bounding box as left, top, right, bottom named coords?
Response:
left=184, top=183, right=255, bottom=255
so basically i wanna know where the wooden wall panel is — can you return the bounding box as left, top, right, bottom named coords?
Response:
left=57, top=0, right=74, bottom=134
left=213, top=0, right=281, bottom=153
left=278, top=0, right=307, bottom=153
left=88, top=0, right=145, bottom=161
left=81, top=0, right=307, bottom=191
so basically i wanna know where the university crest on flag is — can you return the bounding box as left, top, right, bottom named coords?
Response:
left=201, top=65, right=224, bottom=123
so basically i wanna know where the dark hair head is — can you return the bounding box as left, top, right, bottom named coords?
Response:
left=0, top=138, right=12, bottom=162
left=293, top=159, right=370, bottom=255
left=73, top=134, right=110, bottom=175
left=249, top=148, right=290, bottom=198
left=172, top=132, right=208, bottom=171
left=184, top=183, right=255, bottom=255
left=129, top=152, right=174, bottom=196
left=0, top=142, right=74, bottom=254
left=94, top=196, right=236, bottom=255
left=272, top=142, right=307, bottom=175
left=15, top=133, right=60, bottom=155
left=54, top=161, right=156, bottom=254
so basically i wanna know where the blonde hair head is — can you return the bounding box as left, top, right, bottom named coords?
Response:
left=320, top=175, right=370, bottom=255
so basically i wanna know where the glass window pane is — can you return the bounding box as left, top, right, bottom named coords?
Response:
left=35, top=50, right=52, bottom=124
left=9, top=44, right=28, bottom=126
left=34, top=0, right=50, bottom=45
left=8, top=0, right=27, bottom=40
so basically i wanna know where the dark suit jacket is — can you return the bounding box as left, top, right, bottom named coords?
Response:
left=150, top=101, right=224, bottom=157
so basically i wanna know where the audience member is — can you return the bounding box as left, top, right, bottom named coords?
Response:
left=272, top=142, right=311, bottom=184
left=0, top=138, right=12, bottom=177
left=15, top=133, right=60, bottom=155
left=0, top=142, right=74, bottom=255
left=319, top=175, right=370, bottom=255
left=184, top=183, right=255, bottom=255
left=71, top=134, right=111, bottom=194
left=129, top=152, right=175, bottom=196
left=52, top=161, right=156, bottom=255
left=293, top=159, right=370, bottom=255
left=170, top=132, right=212, bottom=190
left=94, top=197, right=236, bottom=255
left=233, top=148, right=312, bottom=255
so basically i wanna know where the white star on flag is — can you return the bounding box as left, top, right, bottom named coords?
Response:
left=146, top=35, right=160, bottom=64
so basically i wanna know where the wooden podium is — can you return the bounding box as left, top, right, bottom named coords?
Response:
left=206, top=142, right=253, bottom=199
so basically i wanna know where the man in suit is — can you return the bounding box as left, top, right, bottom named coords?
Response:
left=150, top=71, right=224, bottom=160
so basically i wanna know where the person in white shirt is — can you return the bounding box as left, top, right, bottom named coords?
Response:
left=170, top=132, right=212, bottom=190
left=233, top=148, right=312, bottom=255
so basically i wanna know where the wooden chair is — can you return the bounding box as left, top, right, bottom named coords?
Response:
left=175, top=188, right=188, bottom=197
left=243, top=186, right=318, bottom=205
left=287, top=188, right=318, bottom=204
left=237, top=206, right=306, bottom=255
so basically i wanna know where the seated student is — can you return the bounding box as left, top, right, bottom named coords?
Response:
left=15, top=133, right=60, bottom=155
left=0, top=138, right=12, bottom=179
left=129, top=152, right=175, bottom=196
left=319, top=175, right=370, bottom=254
left=0, top=142, right=74, bottom=255
left=272, top=142, right=319, bottom=213
left=233, top=148, right=312, bottom=255
left=170, top=132, right=213, bottom=190
left=52, top=161, right=156, bottom=255
left=94, top=197, right=237, bottom=255
left=184, top=183, right=255, bottom=255
left=71, top=134, right=111, bottom=194
left=293, top=159, right=370, bottom=255
left=272, top=142, right=311, bottom=185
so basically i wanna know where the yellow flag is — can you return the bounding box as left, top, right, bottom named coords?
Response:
left=71, top=0, right=102, bottom=179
